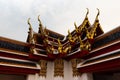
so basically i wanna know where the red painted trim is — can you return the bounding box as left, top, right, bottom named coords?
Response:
left=0, top=51, right=29, bottom=60
left=78, top=58, right=120, bottom=73
left=29, top=53, right=50, bottom=61
left=0, top=65, right=40, bottom=75
left=47, top=53, right=57, bottom=60
left=0, top=42, right=119, bottom=62
left=83, top=42, right=120, bottom=59
left=65, top=50, right=89, bottom=60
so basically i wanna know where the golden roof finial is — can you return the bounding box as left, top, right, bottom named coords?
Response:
left=27, top=18, right=32, bottom=30
left=74, top=22, right=77, bottom=29
left=38, top=15, right=43, bottom=28
left=80, top=8, right=90, bottom=31
left=68, top=29, right=72, bottom=37
left=68, top=29, right=70, bottom=35
left=38, top=15, right=44, bottom=33
left=38, top=15, right=42, bottom=25
left=86, top=8, right=89, bottom=17
left=97, top=8, right=100, bottom=16
left=95, top=8, right=100, bottom=21
left=74, top=22, right=79, bottom=33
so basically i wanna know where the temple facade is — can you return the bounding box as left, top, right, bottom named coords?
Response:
left=0, top=9, right=120, bottom=80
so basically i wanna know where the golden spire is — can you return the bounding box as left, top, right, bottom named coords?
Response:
left=38, top=15, right=44, bottom=33
left=27, top=18, right=34, bottom=44
left=74, top=22, right=77, bottom=28
left=68, top=29, right=72, bottom=40
left=93, top=8, right=100, bottom=32
left=38, top=15, right=42, bottom=26
left=86, top=9, right=100, bottom=40
left=28, top=18, right=32, bottom=30
left=85, top=8, right=91, bottom=26
left=79, top=8, right=90, bottom=32
left=95, top=8, right=100, bottom=21
left=86, top=8, right=89, bottom=18
left=74, top=22, right=79, bottom=34
left=68, top=29, right=71, bottom=36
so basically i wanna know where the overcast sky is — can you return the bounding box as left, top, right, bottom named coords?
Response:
left=0, top=0, right=120, bottom=42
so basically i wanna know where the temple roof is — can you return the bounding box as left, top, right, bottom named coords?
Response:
left=1, top=9, right=119, bottom=61
left=0, top=9, right=120, bottom=76
left=0, top=36, right=30, bottom=53
left=92, top=26, right=120, bottom=50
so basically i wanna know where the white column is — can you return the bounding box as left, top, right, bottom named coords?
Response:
left=35, top=74, right=40, bottom=80
left=39, top=76, right=46, bottom=80
left=27, top=74, right=40, bottom=80
left=71, top=59, right=81, bottom=80
left=80, top=73, right=93, bottom=80
left=54, top=76, right=63, bottom=80
left=46, top=61, right=54, bottom=80
left=27, top=74, right=35, bottom=80
left=54, top=59, right=64, bottom=80
left=73, top=76, right=80, bottom=80
left=39, top=60, right=47, bottom=80
left=64, top=60, right=73, bottom=80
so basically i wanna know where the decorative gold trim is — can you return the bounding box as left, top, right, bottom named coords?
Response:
left=38, top=15, right=49, bottom=38
left=78, top=36, right=91, bottom=51
left=28, top=18, right=32, bottom=30
left=79, top=8, right=90, bottom=32
left=74, top=22, right=80, bottom=34
left=39, top=60, right=47, bottom=77
left=38, top=15, right=43, bottom=33
left=86, top=8, right=100, bottom=40
left=68, top=30, right=78, bottom=44
left=58, top=39, right=71, bottom=54
left=71, top=59, right=81, bottom=77
left=54, top=59, right=64, bottom=77
left=27, top=18, right=35, bottom=45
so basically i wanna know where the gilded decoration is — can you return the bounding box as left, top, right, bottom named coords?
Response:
left=68, top=30, right=78, bottom=44
left=58, top=39, right=71, bottom=54
left=74, top=21, right=91, bottom=51
left=71, top=59, right=81, bottom=77
left=54, top=59, right=64, bottom=77
left=38, top=15, right=49, bottom=39
left=28, top=18, right=34, bottom=44
left=79, top=8, right=90, bottom=32
left=78, top=36, right=91, bottom=51
left=86, top=8, right=100, bottom=40
left=43, top=37, right=55, bottom=54
left=26, top=8, right=103, bottom=58
left=27, top=18, right=36, bottom=53
left=39, top=60, right=47, bottom=77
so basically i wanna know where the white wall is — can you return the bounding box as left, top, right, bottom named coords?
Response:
left=64, top=60, right=73, bottom=80
left=45, top=60, right=93, bottom=80
left=46, top=61, right=54, bottom=80
left=46, top=60, right=73, bottom=80
left=80, top=73, right=93, bottom=80
left=27, top=74, right=40, bottom=80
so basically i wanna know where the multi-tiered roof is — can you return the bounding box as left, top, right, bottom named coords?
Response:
left=0, top=9, right=120, bottom=75
left=26, top=8, right=103, bottom=60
